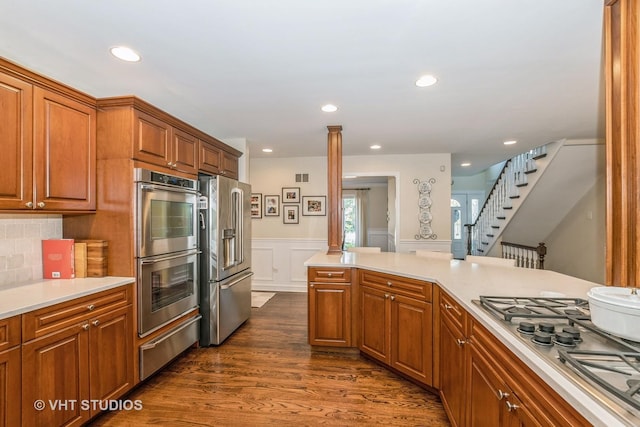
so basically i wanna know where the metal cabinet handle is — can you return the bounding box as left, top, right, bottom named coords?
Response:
left=505, top=401, right=519, bottom=412
left=310, top=284, right=314, bottom=288
left=37, top=201, right=45, bottom=208
left=497, top=390, right=509, bottom=400
left=92, top=320, right=100, bottom=327
left=387, top=281, right=392, bottom=287
left=390, top=295, right=396, bottom=301
left=82, top=323, right=90, bottom=331
left=87, top=304, right=95, bottom=311
left=444, top=304, right=453, bottom=310
left=385, top=294, right=389, bottom=299
left=25, top=201, right=33, bottom=208
left=327, top=273, right=333, bottom=277
left=456, top=338, right=466, bottom=347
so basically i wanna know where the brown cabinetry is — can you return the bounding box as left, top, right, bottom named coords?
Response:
left=307, top=267, right=352, bottom=347
left=21, top=284, right=134, bottom=426
left=0, top=316, right=21, bottom=427
left=436, top=287, right=589, bottom=427
left=198, top=139, right=239, bottom=179
left=359, top=270, right=433, bottom=386
left=0, top=65, right=96, bottom=212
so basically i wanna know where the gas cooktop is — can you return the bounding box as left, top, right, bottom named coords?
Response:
left=476, top=296, right=640, bottom=426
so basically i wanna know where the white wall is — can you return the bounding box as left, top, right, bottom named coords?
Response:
left=0, top=214, right=62, bottom=286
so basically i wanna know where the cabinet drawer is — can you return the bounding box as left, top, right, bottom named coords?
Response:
left=23, top=284, right=132, bottom=341
left=0, top=315, right=21, bottom=352
left=308, top=267, right=351, bottom=283
left=359, top=270, right=432, bottom=302
left=440, top=289, right=467, bottom=333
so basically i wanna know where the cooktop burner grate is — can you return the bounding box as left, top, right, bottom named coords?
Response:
left=479, top=296, right=590, bottom=321
left=558, top=349, right=640, bottom=412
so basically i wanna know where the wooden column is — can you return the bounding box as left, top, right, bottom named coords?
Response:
left=327, top=125, right=343, bottom=254
left=604, top=0, right=640, bottom=286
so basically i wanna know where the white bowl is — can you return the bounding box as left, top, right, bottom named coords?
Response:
left=588, top=286, right=640, bottom=342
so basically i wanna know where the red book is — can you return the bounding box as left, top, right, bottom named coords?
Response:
left=42, top=239, right=75, bottom=279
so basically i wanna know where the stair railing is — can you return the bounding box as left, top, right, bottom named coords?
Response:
left=501, top=241, right=547, bottom=269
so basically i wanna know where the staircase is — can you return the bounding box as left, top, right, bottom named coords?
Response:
left=466, top=140, right=564, bottom=257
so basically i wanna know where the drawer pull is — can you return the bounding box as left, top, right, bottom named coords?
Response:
left=505, top=401, right=519, bottom=412
left=444, top=303, right=453, bottom=310
left=387, top=281, right=392, bottom=287
left=327, top=273, right=333, bottom=277
left=82, top=323, right=90, bottom=331
left=92, top=320, right=100, bottom=327
left=497, top=390, right=509, bottom=400
left=456, top=338, right=466, bottom=347
left=87, top=304, right=95, bottom=311
left=310, top=284, right=314, bottom=288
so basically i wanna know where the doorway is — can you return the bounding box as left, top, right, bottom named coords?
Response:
left=451, top=191, right=484, bottom=259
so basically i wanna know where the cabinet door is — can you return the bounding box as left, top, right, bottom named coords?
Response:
left=308, top=283, right=351, bottom=347
left=33, top=87, right=96, bottom=211
left=0, top=72, right=33, bottom=210
left=360, top=285, right=389, bottom=363
left=439, top=316, right=466, bottom=427
left=503, top=392, right=543, bottom=427
left=22, top=324, right=90, bottom=427
left=467, top=344, right=507, bottom=427
left=198, top=140, right=222, bottom=175
left=88, top=305, right=134, bottom=417
left=0, top=347, right=20, bottom=427
left=133, top=109, right=172, bottom=169
left=172, top=128, right=198, bottom=174
left=221, top=151, right=239, bottom=179
left=390, top=294, right=433, bottom=385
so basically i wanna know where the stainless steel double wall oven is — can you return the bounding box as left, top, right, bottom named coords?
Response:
left=134, top=168, right=201, bottom=380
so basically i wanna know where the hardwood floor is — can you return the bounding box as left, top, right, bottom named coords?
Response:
left=90, top=292, right=450, bottom=426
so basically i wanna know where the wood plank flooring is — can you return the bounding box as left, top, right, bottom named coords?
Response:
left=90, top=292, right=450, bottom=426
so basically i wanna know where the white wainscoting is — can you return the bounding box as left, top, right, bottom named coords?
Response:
left=251, top=238, right=327, bottom=292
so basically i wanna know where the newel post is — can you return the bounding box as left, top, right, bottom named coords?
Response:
left=327, top=125, right=343, bottom=255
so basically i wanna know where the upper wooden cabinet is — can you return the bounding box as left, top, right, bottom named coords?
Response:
left=0, top=63, right=96, bottom=212
left=97, top=96, right=241, bottom=177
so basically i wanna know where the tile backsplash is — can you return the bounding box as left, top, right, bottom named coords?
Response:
left=0, top=214, right=62, bottom=286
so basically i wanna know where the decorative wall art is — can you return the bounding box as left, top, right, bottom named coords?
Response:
left=282, top=187, right=300, bottom=203
left=250, top=193, right=262, bottom=218
left=302, top=196, right=326, bottom=216
left=414, top=178, right=437, bottom=240
left=283, top=205, right=299, bottom=224
left=264, top=195, right=280, bottom=216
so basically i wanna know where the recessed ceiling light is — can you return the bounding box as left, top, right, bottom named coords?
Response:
left=321, top=104, right=338, bottom=113
left=110, top=46, right=141, bottom=62
left=461, top=162, right=471, bottom=167
left=262, top=148, right=273, bottom=153
left=503, top=140, right=517, bottom=145
left=370, top=145, right=381, bottom=150
left=415, top=75, right=438, bottom=87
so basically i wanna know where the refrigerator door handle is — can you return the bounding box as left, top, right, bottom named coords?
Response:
left=220, top=271, right=253, bottom=290
left=232, top=187, right=244, bottom=265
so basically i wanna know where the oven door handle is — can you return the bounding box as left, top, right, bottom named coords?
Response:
left=139, top=183, right=198, bottom=195
left=140, top=251, right=201, bottom=265
left=220, top=271, right=253, bottom=290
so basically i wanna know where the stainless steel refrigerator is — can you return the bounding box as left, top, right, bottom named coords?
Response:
left=198, top=174, right=252, bottom=346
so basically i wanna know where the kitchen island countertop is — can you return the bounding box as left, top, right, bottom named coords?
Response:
left=305, top=251, right=631, bottom=427
left=0, top=276, right=135, bottom=321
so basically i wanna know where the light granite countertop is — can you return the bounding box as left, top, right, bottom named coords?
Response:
left=304, top=251, right=633, bottom=427
left=0, top=276, right=135, bottom=320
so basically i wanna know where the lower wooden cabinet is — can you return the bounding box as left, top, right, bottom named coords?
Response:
left=359, top=270, right=433, bottom=386
left=307, top=267, right=353, bottom=347
left=0, top=316, right=21, bottom=427
left=439, top=313, right=466, bottom=426
left=21, top=284, right=134, bottom=426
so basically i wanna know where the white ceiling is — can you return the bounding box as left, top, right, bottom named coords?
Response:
left=0, top=0, right=604, bottom=176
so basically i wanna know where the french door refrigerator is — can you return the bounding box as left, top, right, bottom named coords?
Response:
left=198, top=174, right=253, bottom=346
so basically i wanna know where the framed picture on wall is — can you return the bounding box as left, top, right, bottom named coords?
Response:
left=302, top=196, right=326, bottom=216
left=250, top=193, right=262, bottom=218
left=282, top=187, right=300, bottom=203
left=283, top=204, right=299, bottom=224
left=264, top=195, right=280, bottom=216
